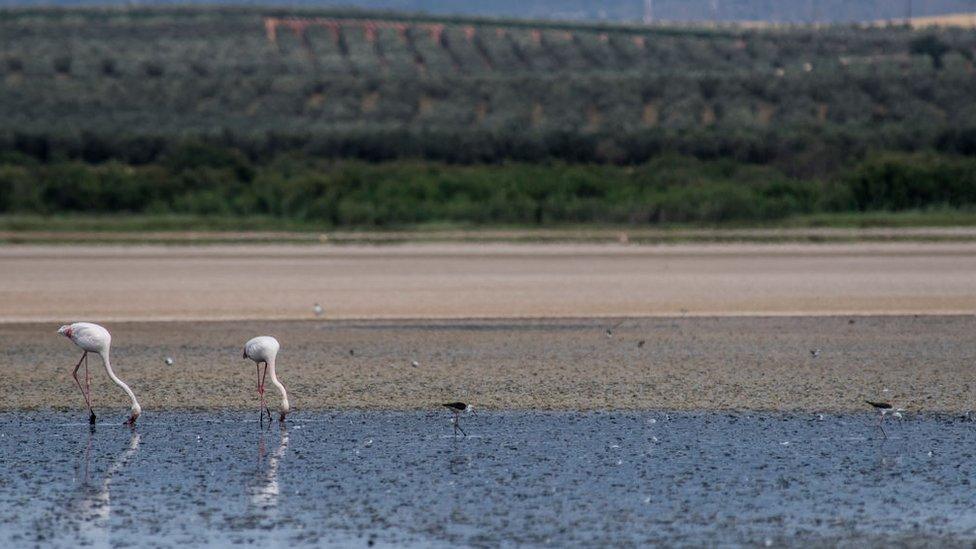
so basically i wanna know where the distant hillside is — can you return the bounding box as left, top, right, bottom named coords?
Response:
left=1, top=1, right=975, bottom=24
left=1, top=7, right=976, bottom=172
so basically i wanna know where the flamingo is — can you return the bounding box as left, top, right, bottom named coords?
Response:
left=243, top=336, right=290, bottom=424
left=57, top=322, right=141, bottom=426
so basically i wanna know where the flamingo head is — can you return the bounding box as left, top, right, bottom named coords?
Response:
left=57, top=325, right=73, bottom=338
left=125, top=403, right=142, bottom=426
left=279, top=394, right=290, bottom=422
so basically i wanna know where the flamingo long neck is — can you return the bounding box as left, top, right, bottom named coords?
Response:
left=267, top=358, right=289, bottom=414
left=99, top=351, right=141, bottom=414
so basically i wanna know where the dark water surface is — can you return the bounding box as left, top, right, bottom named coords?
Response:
left=2, top=411, right=976, bottom=547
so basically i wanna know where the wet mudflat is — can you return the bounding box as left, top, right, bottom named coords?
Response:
left=2, top=411, right=976, bottom=547
left=8, top=315, right=976, bottom=412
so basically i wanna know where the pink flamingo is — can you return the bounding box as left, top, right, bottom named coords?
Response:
left=57, top=322, right=141, bottom=426
left=243, top=336, right=290, bottom=424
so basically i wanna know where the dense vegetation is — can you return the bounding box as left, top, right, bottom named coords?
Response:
left=2, top=146, right=976, bottom=226
left=1, top=8, right=976, bottom=228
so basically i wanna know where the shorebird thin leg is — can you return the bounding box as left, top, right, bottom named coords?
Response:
left=456, top=413, right=467, bottom=437
left=878, top=413, right=887, bottom=439
left=72, top=352, right=95, bottom=423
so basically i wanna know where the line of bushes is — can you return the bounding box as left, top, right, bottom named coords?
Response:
left=4, top=124, right=976, bottom=176
left=2, top=146, right=974, bottom=226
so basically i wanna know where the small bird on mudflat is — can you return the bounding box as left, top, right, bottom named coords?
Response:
left=313, top=303, right=324, bottom=317
left=443, top=402, right=474, bottom=436
left=605, top=319, right=625, bottom=338
left=865, top=400, right=904, bottom=438
left=810, top=349, right=821, bottom=358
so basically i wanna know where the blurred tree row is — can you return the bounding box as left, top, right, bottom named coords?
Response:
left=2, top=146, right=975, bottom=226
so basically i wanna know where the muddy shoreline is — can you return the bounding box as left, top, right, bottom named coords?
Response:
left=3, top=315, right=975, bottom=413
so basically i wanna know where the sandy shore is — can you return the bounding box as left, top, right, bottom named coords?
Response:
left=5, top=316, right=975, bottom=412
left=3, top=242, right=976, bottom=321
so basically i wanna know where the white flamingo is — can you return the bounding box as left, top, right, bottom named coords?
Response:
left=243, top=336, right=290, bottom=423
left=57, top=322, right=141, bottom=426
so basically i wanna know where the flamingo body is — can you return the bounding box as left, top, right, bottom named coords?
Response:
left=60, top=322, right=111, bottom=354
left=244, top=336, right=280, bottom=364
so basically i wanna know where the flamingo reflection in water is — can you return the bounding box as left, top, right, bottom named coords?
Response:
left=68, top=429, right=141, bottom=545
left=251, top=427, right=289, bottom=510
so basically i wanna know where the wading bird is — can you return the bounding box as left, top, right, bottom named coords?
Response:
left=865, top=400, right=904, bottom=439
left=443, top=402, right=473, bottom=436
left=57, top=322, right=141, bottom=426
left=243, top=336, right=290, bottom=424
left=605, top=319, right=625, bottom=338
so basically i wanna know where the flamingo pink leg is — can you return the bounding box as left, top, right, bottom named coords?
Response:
left=257, top=363, right=271, bottom=423
left=71, top=352, right=94, bottom=417
left=84, top=353, right=92, bottom=409
left=260, top=362, right=271, bottom=421
left=256, top=362, right=264, bottom=421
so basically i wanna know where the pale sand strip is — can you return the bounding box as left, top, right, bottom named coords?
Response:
left=1, top=243, right=976, bottom=322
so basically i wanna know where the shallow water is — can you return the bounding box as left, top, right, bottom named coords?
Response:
left=2, top=411, right=976, bottom=547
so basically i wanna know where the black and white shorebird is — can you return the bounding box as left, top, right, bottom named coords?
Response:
left=443, top=402, right=474, bottom=436
left=865, top=400, right=904, bottom=439
left=605, top=319, right=625, bottom=338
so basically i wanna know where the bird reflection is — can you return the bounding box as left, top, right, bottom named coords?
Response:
left=70, top=428, right=141, bottom=544
left=251, top=427, right=289, bottom=510
left=448, top=436, right=473, bottom=476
